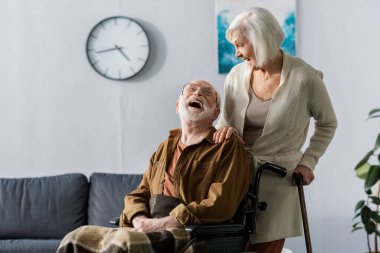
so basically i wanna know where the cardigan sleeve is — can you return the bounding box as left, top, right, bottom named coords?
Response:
left=299, top=75, right=338, bottom=170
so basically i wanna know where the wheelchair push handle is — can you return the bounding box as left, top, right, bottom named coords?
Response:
left=263, top=162, right=287, bottom=177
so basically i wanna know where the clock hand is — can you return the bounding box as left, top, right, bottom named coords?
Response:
left=95, top=47, right=123, bottom=54
left=114, top=44, right=130, bottom=61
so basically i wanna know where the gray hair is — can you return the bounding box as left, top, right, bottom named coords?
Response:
left=226, top=7, right=284, bottom=67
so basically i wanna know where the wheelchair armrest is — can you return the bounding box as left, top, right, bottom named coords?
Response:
left=185, top=223, right=245, bottom=236
left=110, top=217, right=244, bottom=237
left=109, top=217, right=120, bottom=226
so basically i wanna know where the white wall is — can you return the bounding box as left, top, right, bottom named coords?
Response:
left=1, top=0, right=379, bottom=252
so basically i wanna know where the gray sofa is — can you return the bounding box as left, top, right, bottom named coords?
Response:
left=0, top=173, right=142, bottom=253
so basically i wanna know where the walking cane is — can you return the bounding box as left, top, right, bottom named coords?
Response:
left=292, top=172, right=313, bottom=253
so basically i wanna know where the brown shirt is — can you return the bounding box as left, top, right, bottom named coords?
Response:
left=119, top=127, right=250, bottom=226
left=163, top=139, right=187, bottom=196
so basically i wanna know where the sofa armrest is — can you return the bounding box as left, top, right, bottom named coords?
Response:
left=109, top=217, right=120, bottom=227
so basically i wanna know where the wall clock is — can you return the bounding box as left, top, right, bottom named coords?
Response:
left=86, top=16, right=150, bottom=80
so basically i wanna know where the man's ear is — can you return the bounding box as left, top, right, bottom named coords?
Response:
left=213, top=107, right=220, bottom=120
left=176, top=100, right=179, bottom=114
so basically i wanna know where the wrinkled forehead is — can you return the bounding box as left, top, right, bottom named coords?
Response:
left=186, top=80, right=214, bottom=89
left=230, top=29, right=249, bottom=42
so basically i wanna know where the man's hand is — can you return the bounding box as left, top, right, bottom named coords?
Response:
left=132, top=216, right=184, bottom=232
left=294, top=165, right=314, bottom=185
left=131, top=214, right=148, bottom=228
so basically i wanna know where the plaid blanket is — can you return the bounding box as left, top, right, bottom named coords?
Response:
left=56, top=225, right=197, bottom=253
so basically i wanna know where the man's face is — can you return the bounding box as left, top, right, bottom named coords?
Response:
left=177, top=81, right=219, bottom=122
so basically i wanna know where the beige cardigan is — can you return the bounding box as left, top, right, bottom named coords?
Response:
left=217, top=52, right=337, bottom=243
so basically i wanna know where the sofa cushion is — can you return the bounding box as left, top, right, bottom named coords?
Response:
left=88, top=173, right=142, bottom=226
left=0, top=239, right=60, bottom=253
left=0, top=174, right=88, bottom=239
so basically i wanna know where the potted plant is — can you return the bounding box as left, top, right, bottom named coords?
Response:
left=353, top=108, right=380, bottom=253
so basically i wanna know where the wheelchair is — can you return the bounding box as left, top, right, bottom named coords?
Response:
left=183, top=162, right=286, bottom=253
left=110, top=162, right=287, bottom=253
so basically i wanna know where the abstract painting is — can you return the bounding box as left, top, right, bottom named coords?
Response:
left=216, top=0, right=296, bottom=73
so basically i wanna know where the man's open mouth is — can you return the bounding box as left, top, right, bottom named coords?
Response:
left=188, top=101, right=203, bottom=109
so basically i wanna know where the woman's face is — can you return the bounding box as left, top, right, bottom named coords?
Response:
left=230, top=29, right=256, bottom=68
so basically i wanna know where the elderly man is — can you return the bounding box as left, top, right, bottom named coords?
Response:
left=119, top=80, right=250, bottom=232
left=57, top=80, right=250, bottom=253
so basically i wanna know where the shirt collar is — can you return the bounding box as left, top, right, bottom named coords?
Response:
left=169, top=127, right=217, bottom=144
left=204, top=127, right=217, bottom=144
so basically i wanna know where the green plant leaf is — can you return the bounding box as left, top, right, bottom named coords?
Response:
left=367, top=189, right=373, bottom=195
left=375, top=230, right=380, bottom=237
left=368, top=108, right=380, bottom=120
left=370, top=196, right=380, bottom=205
left=369, top=108, right=380, bottom=116
left=355, top=150, right=374, bottom=170
left=352, top=226, right=364, bottom=232
left=378, top=153, right=380, bottom=163
left=353, top=221, right=362, bottom=228
left=353, top=212, right=361, bottom=220
left=362, top=206, right=372, bottom=223
left=375, top=133, right=380, bottom=150
left=356, top=163, right=372, bottom=179
left=355, top=200, right=366, bottom=212
left=365, top=221, right=376, bottom=234
left=372, top=211, right=380, bottom=223
left=364, top=166, right=380, bottom=192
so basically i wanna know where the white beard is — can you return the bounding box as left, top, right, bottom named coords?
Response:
left=178, top=96, right=215, bottom=121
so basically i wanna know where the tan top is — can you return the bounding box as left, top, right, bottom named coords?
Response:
left=243, top=88, right=271, bottom=147
left=119, top=127, right=250, bottom=227
left=163, top=139, right=187, bottom=196
left=217, top=52, right=337, bottom=243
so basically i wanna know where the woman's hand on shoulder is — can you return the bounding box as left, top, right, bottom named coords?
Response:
left=294, top=165, right=314, bottom=185
left=213, top=126, right=244, bottom=144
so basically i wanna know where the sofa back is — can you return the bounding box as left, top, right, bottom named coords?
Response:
left=0, top=173, right=88, bottom=239
left=88, top=173, right=142, bottom=226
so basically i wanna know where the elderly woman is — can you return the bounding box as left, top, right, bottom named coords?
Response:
left=213, top=7, right=337, bottom=253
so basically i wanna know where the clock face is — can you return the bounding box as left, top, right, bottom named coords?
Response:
left=86, top=16, right=150, bottom=80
